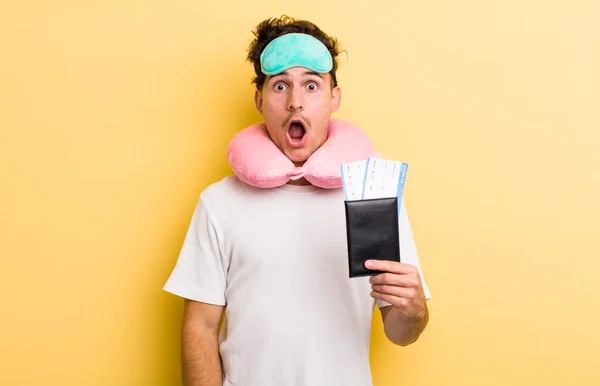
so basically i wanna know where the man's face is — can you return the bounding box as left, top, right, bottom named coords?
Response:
left=254, top=67, right=342, bottom=165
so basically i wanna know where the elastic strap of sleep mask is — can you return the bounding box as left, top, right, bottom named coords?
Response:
left=260, top=33, right=333, bottom=76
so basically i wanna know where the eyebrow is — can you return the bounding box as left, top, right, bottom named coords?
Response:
left=270, top=70, right=325, bottom=80
left=302, top=70, right=324, bottom=79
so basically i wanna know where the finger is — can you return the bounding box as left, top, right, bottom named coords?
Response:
left=371, top=284, right=415, bottom=299
left=370, top=291, right=411, bottom=308
left=364, top=260, right=418, bottom=275
left=369, top=272, right=421, bottom=288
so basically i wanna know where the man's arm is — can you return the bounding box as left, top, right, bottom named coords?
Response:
left=181, top=299, right=225, bottom=386
left=380, top=303, right=429, bottom=346
left=366, top=260, right=429, bottom=346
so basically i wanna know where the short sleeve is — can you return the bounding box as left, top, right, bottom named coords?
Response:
left=376, top=199, right=432, bottom=308
left=163, top=196, right=229, bottom=306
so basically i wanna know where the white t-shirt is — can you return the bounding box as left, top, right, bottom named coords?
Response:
left=163, top=175, right=430, bottom=386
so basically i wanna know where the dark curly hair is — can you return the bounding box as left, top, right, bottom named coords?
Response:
left=246, top=16, right=343, bottom=90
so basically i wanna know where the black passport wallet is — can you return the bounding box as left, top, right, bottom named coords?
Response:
left=344, top=197, right=400, bottom=278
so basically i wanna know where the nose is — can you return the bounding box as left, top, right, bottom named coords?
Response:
left=287, top=87, right=304, bottom=111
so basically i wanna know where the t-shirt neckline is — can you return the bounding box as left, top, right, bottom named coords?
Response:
left=275, top=183, right=322, bottom=193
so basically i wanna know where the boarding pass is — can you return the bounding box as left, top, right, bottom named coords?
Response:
left=341, top=157, right=408, bottom=202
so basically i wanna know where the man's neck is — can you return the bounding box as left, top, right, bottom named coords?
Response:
left=288, top=161, right=311, bottom=186
left=287, top=178, right=311, bottom=186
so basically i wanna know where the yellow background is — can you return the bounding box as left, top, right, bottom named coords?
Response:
left=1, top=1, right=599, bottom=385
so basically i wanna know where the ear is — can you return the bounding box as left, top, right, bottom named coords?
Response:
left=331, top=86, right=342, bottom=113
left=254, top=89, right=263, bottom=114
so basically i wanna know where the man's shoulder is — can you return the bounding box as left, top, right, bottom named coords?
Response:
left=198, top=174, right=270, bottom=230
left=202, top=174, right=240, bottom=192
left=201, top=174, right=246, bottom=202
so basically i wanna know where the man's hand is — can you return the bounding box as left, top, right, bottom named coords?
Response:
left=365, top=259, right=429, bottom=346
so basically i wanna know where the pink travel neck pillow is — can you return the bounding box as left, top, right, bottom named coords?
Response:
left=227, top=119, right=374, bottom=189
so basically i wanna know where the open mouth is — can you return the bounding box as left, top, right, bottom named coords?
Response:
left=287, top=120, right=307, bottom=144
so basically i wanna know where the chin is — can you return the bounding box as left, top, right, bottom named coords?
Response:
left=285, top=148, right=314, bottom=165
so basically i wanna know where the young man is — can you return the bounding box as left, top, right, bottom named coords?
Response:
left=163, top=16, right=431, bottom=386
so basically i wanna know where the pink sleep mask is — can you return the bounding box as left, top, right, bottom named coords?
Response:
left=227, top=119, right=374, bottom=189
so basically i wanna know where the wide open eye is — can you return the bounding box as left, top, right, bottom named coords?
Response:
left=306, top=82, right=318, bottom=91
left=274, top=83, right=287, bottom=91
